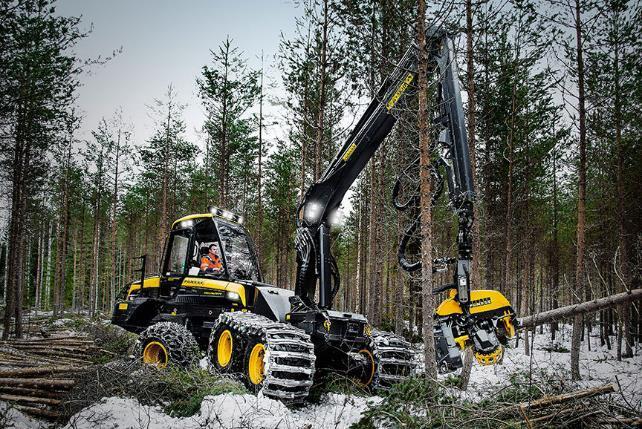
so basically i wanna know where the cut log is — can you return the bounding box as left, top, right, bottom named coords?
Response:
left=0, top=365, right=82, bottom=378
left=526, top=406, right=580, bottom=425
left=10, top=346, right=93, bottom=354
left=0, top=338, right=93, bottom=345
left=16, top=350, right=92, bottom=364
left=596, top=417, right=642, bottom=426
left=0, top=393, right=61, bottom=406
left=0, top=386, right=65, bottom=399
left=519, top=289, right=642, bottom=329
left=13, top=404, right=61, bottom=419
left=0, top=377, right=75, bottom=388
left=519, top=384, right=615, bottom=411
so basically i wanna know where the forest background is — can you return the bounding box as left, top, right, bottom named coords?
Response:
left=0, top=0, right=640, bottom=368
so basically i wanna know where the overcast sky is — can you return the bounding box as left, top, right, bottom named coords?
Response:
left=56, top=0, right=300, bottom=146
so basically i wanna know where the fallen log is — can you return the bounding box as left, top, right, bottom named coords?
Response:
left=0, top=386, right=64, bottom=399
left=0, top=393, right=61, bottom=406
left=596, top=417, right=642, bottom=426
left=18, top=350, right=92, bottom=363
left=0, top=338, right=93, bottom=345
left=0, top=377, right=75, bottom=389
left=519, top=289, right=642, bottom=329
left=13, top=404, right=60, bottom=419
left=0, top=365, right=82, bottom=378
left=526, top=406, right=581, bottom=425
left=10, top=345, right=94, bottom=353
left=519, top=384, right=615, bottom=411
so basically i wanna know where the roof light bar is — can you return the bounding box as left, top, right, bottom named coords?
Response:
left=207, top=206, right=243, bottom=224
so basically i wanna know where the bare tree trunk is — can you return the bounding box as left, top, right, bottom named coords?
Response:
left=109, top=128, right=122, bottom=310
left=44, top=223, right=53, bottom=311
left=89, top=151, right=104, bottom=317
left=54, top=130, right=73, bottom=316
left=504, top=84, right=516, bottom=308
left=314, top=0, right=328, bottom=182
left=355, top=191, right=364, bottom=314
left=551, top=148, right=560, bottom=340
left=571, top=0, right=587, bottom=381
left=256, top=52, right=265, bottom=267
left=71, top=227, right=78, bottom=311
left=612, top=25, right=633, bottom=359
left=367, top=162, right=378, bottom=323
left=158, top=87, right=173, bottom=267
left=459, top=0, right=477, bottom=389
left=34, top=227, right=42, bottom=313
left=395, top=218, right=404, bottom=335
left=417, top=0, right=437, bottom=379
left=4, top=137, right=25, bottom=339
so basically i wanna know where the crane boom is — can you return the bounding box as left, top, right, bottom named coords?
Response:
left=295, top=28, right=475, bottom=309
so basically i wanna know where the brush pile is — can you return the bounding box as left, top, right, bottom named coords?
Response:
left=354, top=373, right=641, bottom=428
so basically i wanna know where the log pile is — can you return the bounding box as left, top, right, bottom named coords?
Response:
left=0, top=335, right=97, bottom=419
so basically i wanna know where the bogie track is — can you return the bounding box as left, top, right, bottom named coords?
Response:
left=208, top=312, right=316, bottom=402
left=369, top=330, right=416, bottom=389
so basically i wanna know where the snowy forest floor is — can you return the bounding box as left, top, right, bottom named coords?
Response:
left=2, top=316, right=640, bottom=428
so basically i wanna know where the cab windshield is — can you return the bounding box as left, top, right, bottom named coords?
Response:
left=164, top=217, right=261, bottom=282
left=216, top=221, right=261, bottom=282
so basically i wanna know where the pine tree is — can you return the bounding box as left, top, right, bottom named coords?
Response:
left=0, top=0, right=87, bottom=336
left=197, top=37, right=259, bottom=209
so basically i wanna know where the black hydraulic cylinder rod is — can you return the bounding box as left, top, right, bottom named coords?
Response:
left=318, top=223, right=331, bottom=308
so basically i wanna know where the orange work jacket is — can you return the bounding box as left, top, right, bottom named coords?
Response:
left=200, top=254, right=223, bottom=271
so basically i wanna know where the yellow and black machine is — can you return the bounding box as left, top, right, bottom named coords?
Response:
left=112, top=27, right=516, bottom=402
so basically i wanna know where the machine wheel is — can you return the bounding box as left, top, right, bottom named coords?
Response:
left=136, top=322, right=199, bottom=368
left=244, top=338, right=267, bottom=388
left=352, top=348, right=376, bottom=388
left=368, top=330, right=416, bottom=389
left=209, top=312, right=316, bottom=403
left=208, top=321, right=242, bottom=373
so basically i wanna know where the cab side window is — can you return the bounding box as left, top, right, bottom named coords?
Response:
left=166, top=232, right=190, bottom=275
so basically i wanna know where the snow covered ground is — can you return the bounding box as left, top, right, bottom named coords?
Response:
left=3, top=324, right=640, bottom=428
left=58, top=393, right=379, bottom=429
left=447, top=324, right=642, bottom=408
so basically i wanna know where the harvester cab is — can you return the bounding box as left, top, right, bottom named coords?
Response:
left=112, top=209, right=267, bottom=344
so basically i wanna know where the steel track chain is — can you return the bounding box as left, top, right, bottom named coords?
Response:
left=370, top=329, right=417, bottom=389
left=213, top=312, right=316, bottom=402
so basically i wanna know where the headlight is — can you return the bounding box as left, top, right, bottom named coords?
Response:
left=226, top=291, right=240, bottom=301
left=304, top=201, right=322, bottom=223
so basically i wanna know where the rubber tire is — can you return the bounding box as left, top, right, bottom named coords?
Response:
left=208, top=322, right=243, bottom=373
left=136, top=321, right=199, bottom=368
left=242, top=337, right=266, bottom=393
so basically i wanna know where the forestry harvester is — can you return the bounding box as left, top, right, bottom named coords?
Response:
left=112, top=28, right=517, bottom=402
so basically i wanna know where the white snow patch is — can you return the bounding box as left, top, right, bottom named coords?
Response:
left=0, top=401, right=48, bottom=429
left=62, top=393, right=380, bottom=429
left=417, top=324, right=642, bottom=408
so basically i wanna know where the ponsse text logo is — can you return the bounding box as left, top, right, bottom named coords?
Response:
left=470, top=297, right=492, bottom=308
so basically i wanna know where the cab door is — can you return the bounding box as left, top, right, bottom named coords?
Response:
left=160, top=229, right=191, bottom=297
